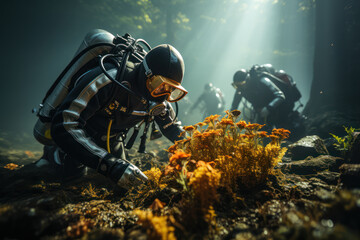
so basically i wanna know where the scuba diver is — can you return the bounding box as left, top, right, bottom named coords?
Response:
left=231, top=64, right=305, bottom=139
left=187, top=83, right=225, bottom=119
left=33, top=29, right=188, bottom=190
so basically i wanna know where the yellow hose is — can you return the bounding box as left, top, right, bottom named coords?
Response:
left=107, top=119, right=113, bottom=153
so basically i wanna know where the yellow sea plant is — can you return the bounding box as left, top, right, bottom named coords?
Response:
left=133, top=209, right=177, bottom=240
left=188, top=161, right=221, bottom=212
left=143, top=167, right=167, bottom=191
left=166, top=110, right=289, bottom=191
left=187, top=161, right=221, bottom=228
left=130, top=167, right=168, bottom=207
left=135, top=110, right=289, bottom=237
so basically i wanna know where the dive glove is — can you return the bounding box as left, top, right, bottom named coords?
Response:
left=98, top=156, right=148, bottom=189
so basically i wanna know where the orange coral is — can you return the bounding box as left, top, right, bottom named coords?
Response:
left=195, top=122, right=207, bottom=128
left=163, top=150, right=192, bottom=177
left=167, top=143, right=178, bottom=154
left=257, top=131, right=269, bottom=138
left=164, top=165, right=175, bottom=176
left=149, top=198, right=166, bottom=212
left=218, top=118, right=234, bottom=127
left=272, top=128, right=291, bottom=139
left=169, top=150, right=191, bottom=164
left=66, top=218, right=93, bottom=238
left=24, top=150, right=35, bottom=158
left=204, top=114, right=221, bottom=124
left=196, top=160, right=215, bottom=171
left=245, top=123, right=265, bottom=131
left=269, top=128, right=290, bottom=145
left=183, top=125, right=196, bottom=132
left=236, top=120, right=247, bottom=129
left=178, top=131, right=186, bottom=138
left=4, top=163, right=19, bottom=170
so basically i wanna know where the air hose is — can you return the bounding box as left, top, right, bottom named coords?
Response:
left=101, top=36, right=181, bottom=154
left=99, top=53, right=146, bottom=104
left=107, top=119, right=113, bottom=153
left=174, top=101, right=179, bottom=119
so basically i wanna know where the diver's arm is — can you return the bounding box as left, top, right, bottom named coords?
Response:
left=51, top=68, right=118, bottom=169
left=155, top=102, right=185, bottom=142
left=230, top=90, right=242, bottom=111
left=260, top=77, right=285, bottom=111
left=51, top=66, right=147, bottom=187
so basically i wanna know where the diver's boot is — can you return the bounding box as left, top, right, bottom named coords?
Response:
left=56, top=149, right=87, bottom=181
left=35, top=146, right=87, bottom=181
left=34, top=145, right=54, bottom=167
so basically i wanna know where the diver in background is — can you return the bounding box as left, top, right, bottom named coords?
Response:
left=231, top=64, right=304, bottom=138
left=187, top=83, right=225, bottom=119
left=34, top=30, right=188, bottom=190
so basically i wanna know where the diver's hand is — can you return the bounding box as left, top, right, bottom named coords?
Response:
left=98, top=157, right=148, bottom=189
left=116, top=162, right=148, bottom=189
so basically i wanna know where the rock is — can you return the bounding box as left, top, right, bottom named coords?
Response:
left=295, top=181, right=312, bottom=191
left=281, top=156, right=292, bottom=163
left=304, top=109, right=359, bottom=139
left=224, top=222, right=254, bottom=240
left=313, top=188, right=336, bottom=202
left=254, top=190, right=275, bottom=202
left=280, top=155, right=343, bottom=175
left=126, top=229, right=147, bottom=240
left=287, top=135, right=329, bottom=160
left=36, top=196, right=62, bottom=211
left=231, top=232, right=255, bottom=240
left=313, top=171, right=340, bottom=185
left=308, top=177, right=333, bottom=190
left=339, top=164, right=360, bottom=188
left=234, top=222, right=250, bottom=231
left=347, top=132, right=360, bottom=164
left=323, top=190, right=360, bottom=231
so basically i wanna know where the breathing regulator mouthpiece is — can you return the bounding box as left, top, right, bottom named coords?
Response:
left=148, top=101, right=166, bottom=116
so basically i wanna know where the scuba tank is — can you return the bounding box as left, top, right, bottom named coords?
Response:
left=33, top=29, right=118, bottom=145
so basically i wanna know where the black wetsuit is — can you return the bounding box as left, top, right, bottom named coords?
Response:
left=51, top=62, right=184, bottom=170
left=190, top=87, right=225, bottom=118
left=230, top=75, right=294, bottom=128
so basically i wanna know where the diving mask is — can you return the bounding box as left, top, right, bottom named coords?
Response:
left=146, top=75, right=188, bottom=102
left=232, top=81, right=246, bottom=90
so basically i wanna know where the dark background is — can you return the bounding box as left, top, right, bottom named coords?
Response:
left=0, top=0, right=358, bottom=142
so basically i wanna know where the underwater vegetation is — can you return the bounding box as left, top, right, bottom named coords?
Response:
left=134, top=209, right=176, bottom=240
left=3, top=163, right=20, bottom=170
left=166, top=110, right=289, bottom=190
left=330, top=126, right=360, bottom=156
left=132, top=110, right=290, bottom=238
left=2, top=113, right=359, bottom=239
